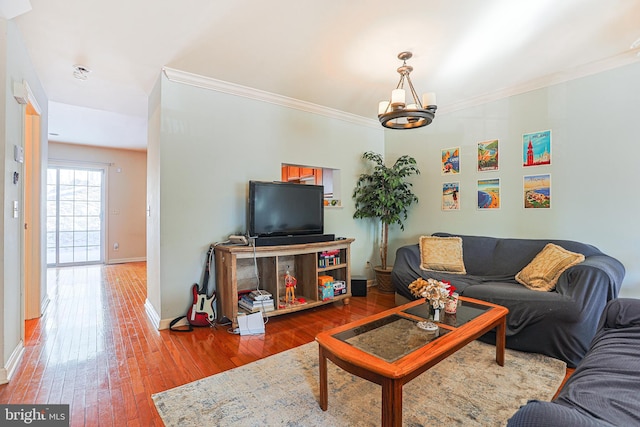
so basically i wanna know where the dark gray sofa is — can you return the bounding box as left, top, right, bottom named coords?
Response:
left=391, top=232, right=625, bottom=367
left=507, top=298, right=640, bottom=426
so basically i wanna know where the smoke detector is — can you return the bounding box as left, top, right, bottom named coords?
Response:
left=73, top=64, right=91, bottom=80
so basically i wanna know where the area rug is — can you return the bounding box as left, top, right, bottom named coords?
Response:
left=152, top=340, right=566, bottom=426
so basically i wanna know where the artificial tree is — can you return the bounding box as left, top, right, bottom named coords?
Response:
left=352, top=151, right=420, bottom=289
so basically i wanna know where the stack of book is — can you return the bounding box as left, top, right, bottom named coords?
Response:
left=318, top=249, right=341, bottom=268
left=238, top=290, right=274, bottom=313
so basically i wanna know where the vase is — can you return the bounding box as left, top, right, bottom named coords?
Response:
left=445, top=293, right=459, bottom=314
left=428, top=304, right=441, bottom=322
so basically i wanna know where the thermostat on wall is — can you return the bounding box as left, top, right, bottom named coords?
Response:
left=14, top=145, right=24, bottom=163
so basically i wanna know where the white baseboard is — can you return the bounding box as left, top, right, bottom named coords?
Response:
left=41, top=294, right=50, bottom=315
left=160, top=316, right=188, bottom=330
left=107, top=256, right=146, bottom=265
left=144, top=299, right=161, bottom=329
left=1, top=341, right=25, bottom=384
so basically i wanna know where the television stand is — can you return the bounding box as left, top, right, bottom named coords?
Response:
left=253, top=234, right=335, bottom=247
left=215, top=239, right=353, bottom=328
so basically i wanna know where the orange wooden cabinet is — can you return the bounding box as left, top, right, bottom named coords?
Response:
left=282, top=166, right=323, bottom=184
left=282, top=166, right=300, bottom=181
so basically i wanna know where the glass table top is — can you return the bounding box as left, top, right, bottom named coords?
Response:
left=331, top=300, right=491, bottom=363
left=402, top=299, right=490, bottom=328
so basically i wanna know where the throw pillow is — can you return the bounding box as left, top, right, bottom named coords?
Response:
left=515, top=243, right=585, bottom=291
left=419, top=236, right=466, bottom=274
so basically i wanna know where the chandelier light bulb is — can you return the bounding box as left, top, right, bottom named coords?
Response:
left=378, top=52, right=437, bottom=129
left=422, top=92, right=437, bottom=108
left=391, top=89, right=406, bottom=108
left=378, top=101, right=390, bottom=115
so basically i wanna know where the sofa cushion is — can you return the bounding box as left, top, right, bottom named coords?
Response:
left=432, top=232, right=600, bottom=277
left=515, top=243, right=585, bottom=291
left=419, top=236, right=466, bottom=274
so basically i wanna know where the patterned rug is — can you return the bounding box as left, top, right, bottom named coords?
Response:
left=152, top=340, right=566, bottom=426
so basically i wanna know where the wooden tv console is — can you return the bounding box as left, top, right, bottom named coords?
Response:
left=214, top=239, right=354, bottom=328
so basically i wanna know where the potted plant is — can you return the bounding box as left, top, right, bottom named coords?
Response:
left=352, top=151, right=420, bottom=292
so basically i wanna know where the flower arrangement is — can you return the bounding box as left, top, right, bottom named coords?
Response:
left=408, top=278, right=457, bottom=309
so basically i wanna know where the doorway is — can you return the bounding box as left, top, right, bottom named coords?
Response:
left=46, top=167, right=105, bottom=266
left=22, top=93, right=44, bottom=322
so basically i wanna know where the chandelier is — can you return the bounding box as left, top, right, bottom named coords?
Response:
left=378, top=52, right=437, bottom=129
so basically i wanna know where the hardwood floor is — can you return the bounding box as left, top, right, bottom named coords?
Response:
left=0, top=262, right=396, bottom=426
left=0, top=262, right=572, bottom=425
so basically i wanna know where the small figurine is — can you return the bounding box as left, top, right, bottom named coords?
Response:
left=284, top=268, right=297, bottom=304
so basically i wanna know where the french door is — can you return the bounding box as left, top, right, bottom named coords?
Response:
left=46, top=166, right=105, bottom=266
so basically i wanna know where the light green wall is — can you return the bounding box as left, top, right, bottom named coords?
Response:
left=150, top=62, right=640, bottom=324
left=148, top=74, right=384, bottom=322
left=1, top=18, right=48, bottom=379
left=385, top=62, right=640, bottom=298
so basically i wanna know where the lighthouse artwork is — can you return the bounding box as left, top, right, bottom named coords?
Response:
left=522, top=130, right=551, bottom=167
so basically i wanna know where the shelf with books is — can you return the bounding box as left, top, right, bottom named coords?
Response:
left=215, top=239, right=353, bottom=328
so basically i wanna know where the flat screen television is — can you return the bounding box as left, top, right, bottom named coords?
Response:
left=248, top=181, right=324, bottom=238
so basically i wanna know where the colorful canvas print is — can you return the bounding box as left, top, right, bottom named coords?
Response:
left=522, top=130, right=551, bottom=167
left=442, top=182, right=460, bottom=211
left=477, top=178, right=500, bottom=209
left=441, top=147, right=460, bottom=174
left=477, top=139, right=499, bottom=171
left=524, top=174, right=551, bottom=209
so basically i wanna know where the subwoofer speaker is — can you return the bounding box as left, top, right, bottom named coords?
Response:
left=351, top=276, right=367, bottom=297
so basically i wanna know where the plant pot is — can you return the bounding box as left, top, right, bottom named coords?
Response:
left=373, top=266, right=394, bottom=293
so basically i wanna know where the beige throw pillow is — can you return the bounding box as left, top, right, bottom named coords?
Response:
left=419, top=236, right=466, bottom=274
left=515, top=243, right=585, bottom=291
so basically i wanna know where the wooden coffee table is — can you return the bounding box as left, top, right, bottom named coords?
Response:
left=315, top=296, right=508, bottom=427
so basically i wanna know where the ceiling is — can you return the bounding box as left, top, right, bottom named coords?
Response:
left=7, top=0, right=640, bottom=151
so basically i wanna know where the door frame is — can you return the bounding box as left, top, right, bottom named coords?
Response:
left=20, top=81, right=47, bottom=323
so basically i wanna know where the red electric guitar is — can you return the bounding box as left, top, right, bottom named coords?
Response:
left=186, top=244, right=217, bottom=326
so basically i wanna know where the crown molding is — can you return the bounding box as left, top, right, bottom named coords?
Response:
left=440, top=50, right=640, bottom=115
left=0, top=0, right=31, bottom=19
left=164, top=51, right=639, bottom=129
left=162, top=67, right=380, bottom=130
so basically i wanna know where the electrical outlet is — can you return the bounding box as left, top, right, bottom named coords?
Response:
left=114, top=242, right=119, bottom=251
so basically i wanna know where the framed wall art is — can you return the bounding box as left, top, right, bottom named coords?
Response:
left=477, top=178, right=500, bottom=209
left=441, top=147, right=460, bottom=175
left=477, top=139, right=499, bottom=171
left=442, top=182, right=460, bottom=211
left=523, top=130, right=551, bottom=167
left=524, top=174, right=551, bottom=209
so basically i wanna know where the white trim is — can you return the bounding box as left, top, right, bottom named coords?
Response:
left=1, top=341, right=25, bottom=384
left=13, top=80, right=42, bottom=114
left=162, top=67, right=380, bottom=130
left=144, top=299, right=161, bottom=330
left=24, top=81, right=42, bottom=114
left=48, top=158, right=114, bottom=167
left=40, top=294, right=50, bottom=316
left=107, top=256, right=146, bottom=265
left=158, top=316, right=188, bottom=331
left=163, top=52, right=640, bottom=128
left=0, top=0, right=31, bottom=20
left=440, top=51, right=640, bottom=115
